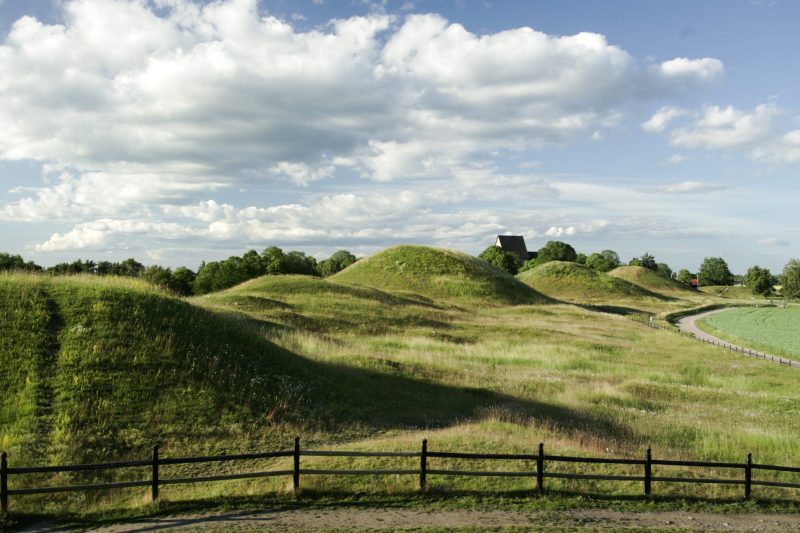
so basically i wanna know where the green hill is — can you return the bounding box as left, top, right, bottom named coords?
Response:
left=608, top=265, right=696, bottom=296
left=698, top=285, right=760, bottom=299
left=330, top=245, right=544, bottom=304
left=516, top=261, right=659, bottom=304
left=0, top=273, right=316, bottom=465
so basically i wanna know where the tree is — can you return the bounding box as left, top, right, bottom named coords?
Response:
left=629, top=253, right=657, bottom=271
left=656, top=263, right=673, bottom=279
left=141, top=265, right=173, bottom=289
left=698, top=257, right=734, bottom=286
left=534, top=240, right=577, bottom=266
left=318, top=250, right=357, bottom=277
left=585, top=250, right=620, bottom=272
left=744, top=266, right=775, bottom=296
left=479, top=246, right=521, bottom=275
left=676, top=269, right=694, bottom=285
left=575, top=253, right=587, bottom=265
left=0, top=253, right=41, bottom=272
left=781, top=259, right=800, bottom=301
left=170, top=267, right=196, bottom=296
left=284, top=251, right=318, bottom=276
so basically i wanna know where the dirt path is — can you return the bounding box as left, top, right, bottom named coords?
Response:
left=78, top=508, right=800, bottom=532
left=675, top=308, right=800, bottom=367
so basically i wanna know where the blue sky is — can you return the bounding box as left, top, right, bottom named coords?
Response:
left=0, top=0, right=798, bottom=273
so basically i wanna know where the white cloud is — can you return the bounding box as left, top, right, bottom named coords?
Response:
left=545, top=226, right=576, bottom=237
left=642, top=106, right=687, bottom=132
left=751, top=129, right=800, bottom=164
left=757, top=237, right=790, bottom=246
left=653, top=181, right=729, bottom=194
left=655, top=57, right=724, bottom=84
left=667, top=154, right=685, bottom=164
left=670, top=104, right=778, bottom=150
left=0, top=1, right=735, bottom=258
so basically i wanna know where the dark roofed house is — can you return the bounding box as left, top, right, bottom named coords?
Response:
left=495, top=235, right=537, bottom=262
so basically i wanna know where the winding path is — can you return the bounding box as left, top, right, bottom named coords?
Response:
left=675, top=308, right=800, bottom=368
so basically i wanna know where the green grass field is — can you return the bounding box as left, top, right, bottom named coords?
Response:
left=2, top=249, right=800, bottom=524
left=696, top=306, right=800, bottom=359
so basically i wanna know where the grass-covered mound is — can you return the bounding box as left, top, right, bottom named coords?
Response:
left=197, top=274, right=453, bottom=335
left=0, top=273, right=319, bottom=466
left=516, top=261, right=659, bottom=304
left=609, top=266, right=696, bottom=296
left=698, top=285, right=760, bottom=299
left=330, top=245, right=544, bottom=304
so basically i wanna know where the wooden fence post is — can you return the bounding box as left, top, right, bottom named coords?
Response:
left=1, top=452, right=8, bottom=513
left=536, top=443, right=544, bottom=494
left=420, top=439, right=427, bottom=492
left=745, top=453, right=752, bottom=499
left=293, top=437, right=300, bottom=494
left=644, top=448, right=652, bottom=498
left=151, top=445, right=159, bottom=502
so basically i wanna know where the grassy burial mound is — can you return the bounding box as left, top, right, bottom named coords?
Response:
left=698, top=285, right=759, bottom=300
left=609, top=265, right=696, bottom=297
left=330, top=245, right=545, bottom=304
left=197, top=274, right=454, bottom=335
left=0, top=273, right=318, bottom=466
left=516, top=261, right=660, bottom=306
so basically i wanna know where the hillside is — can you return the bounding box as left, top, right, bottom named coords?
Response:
left=698, top=285, right=760, bottom=299
left=330, top=245, right=545, bottom=304
left=0, top=273, right=319, bottom=466
left=516, top=261, right=660, bottom=306
left=609, top=265, right=697, bottom=297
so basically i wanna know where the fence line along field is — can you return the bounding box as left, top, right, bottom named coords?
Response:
left=696, top=306, right=800, bottom=359
left=1, top=245, right=799, bottom=522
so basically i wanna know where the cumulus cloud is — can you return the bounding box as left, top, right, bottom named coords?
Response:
left=642, top=106, right=687, bottom=132
left=751, top=129, right=800, bottom=164
left=670, top=104, right=779, bottom=149
left=0, top=1, right=730, bottom=255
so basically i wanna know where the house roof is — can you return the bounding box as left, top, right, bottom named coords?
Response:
left=495, top=235, right=529, bottom=259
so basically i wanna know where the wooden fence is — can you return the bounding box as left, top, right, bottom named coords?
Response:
left=3, top=440, right=800, bottom=512
left=630, top=315, right=800, bottom=368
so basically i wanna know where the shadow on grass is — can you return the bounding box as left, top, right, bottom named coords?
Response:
left=9, top=488, right=800, bottom=532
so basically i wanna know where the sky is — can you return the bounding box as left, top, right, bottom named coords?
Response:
left=0, top=0, right=799, bottom=273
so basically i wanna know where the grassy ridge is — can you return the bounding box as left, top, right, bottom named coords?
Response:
left=331, top=245, right=545, bottom=304
left=517, top=261, right=660, bottom=303
left=609, top=266, right=696, bottom=296
left=696, top=306, right=800, bottom=358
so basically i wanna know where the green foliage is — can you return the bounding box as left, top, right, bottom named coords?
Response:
left=533, top=240, right=577, bottom=266
left=0, top=252, right=42, bottom=272
left=629, top=252, right=657, bottom=271
left=609, top=265, right=696, bottom=296
left=318, top=250, right=358, bottom=277
left=194, top=247, right=320, bottom=295
left=585, top=250, right=621, bottom=273
left=699, top=257, right=734, bottom=286
left=656, top=263, right=673, bottom=279
left=676, top=269, right=694, bottom=285
left=745, top=265, right=775, bottom=296
left=478, top=245, right=521, bottom=275
left=782, top=259, right=800, bottom=300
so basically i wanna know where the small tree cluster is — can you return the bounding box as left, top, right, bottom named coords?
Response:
left=479, top=246, right=521, bottom=275
left=698, top=257, right=735, bottom=286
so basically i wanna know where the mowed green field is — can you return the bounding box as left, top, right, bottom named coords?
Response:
left=697, top=306, right=800, bottom=359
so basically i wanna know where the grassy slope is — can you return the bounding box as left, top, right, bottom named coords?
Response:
left=516, top=261, right=666, bottom=310
left=699, top=285, right=761, bottom=300
left=609, top=266, right=696, bottom=296
left=696, top=306, right=800, bottom=358
left=330, top=245, right=545, bottom=305
left=3, top=247, right=800, bottom=516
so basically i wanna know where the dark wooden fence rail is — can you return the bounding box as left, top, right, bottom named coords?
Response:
left=2, top=440, right=800, bottom=512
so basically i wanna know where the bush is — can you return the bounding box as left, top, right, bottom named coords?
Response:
left=478, top=246, right=521, bottom=275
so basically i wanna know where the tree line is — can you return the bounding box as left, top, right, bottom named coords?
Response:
left=0, top=249, right=357, bottom=296
left=478, top=241, right=800, bottom=299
